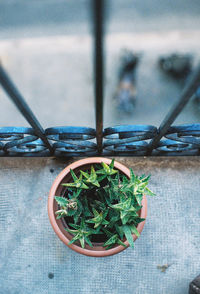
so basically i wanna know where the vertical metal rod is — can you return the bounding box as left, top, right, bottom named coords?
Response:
left=93, top=0, right=104, bottom=154
left=0, top=64, right=53, bottom=153
left=147, top=64, right=200, bottom=155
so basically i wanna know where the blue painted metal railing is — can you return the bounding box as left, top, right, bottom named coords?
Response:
left=0, top=0, right=200, bottom=157
left=1, top=123, right=200, bottom=156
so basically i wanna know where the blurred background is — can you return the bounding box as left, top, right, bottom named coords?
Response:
left=0, top=0, right=200, bottom=129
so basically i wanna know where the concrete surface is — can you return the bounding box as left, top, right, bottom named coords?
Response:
left=0, top=157, right=200, bottom=294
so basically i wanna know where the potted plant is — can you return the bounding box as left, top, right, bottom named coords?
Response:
left=48, top=157, right=155, bottom=257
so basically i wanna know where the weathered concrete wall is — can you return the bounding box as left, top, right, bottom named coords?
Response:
left=0, top=157, right=200, bottom=294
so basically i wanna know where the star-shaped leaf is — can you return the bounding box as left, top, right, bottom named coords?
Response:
left=62, top=170, right=89, bottom=189
left=103, top=234, right=126, bottom=249
left=110, top=197, right=135, bottom=212
left=96, top=159, right=118, bottom=177
left=65, top=219, right=93, bottom=248
left=86, top=208, right=109, bottom=228
left=110, top=197, right=142, bottom=224
left=80, top=166, right=100, bottom=187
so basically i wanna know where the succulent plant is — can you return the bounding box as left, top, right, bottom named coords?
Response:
left=55, top=159, right=155, bottom=249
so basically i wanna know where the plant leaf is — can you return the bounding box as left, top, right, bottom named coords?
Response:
left=55, top=196, right=68, bottom=207
left=109, top=158, right=115, bottom=169
left=70, top=169, right=78, bottom=181
left=84, top=236, right=93, bottom=247
left=130, top=224, right=140, bottom=237
left=122, top=225, right=134, bottom=248
left=79, top=237, right=85, bottom=248
left=144, top=187, right=156, bottom=196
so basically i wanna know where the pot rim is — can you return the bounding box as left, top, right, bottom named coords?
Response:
left=48, top=157, right=147, bottom=257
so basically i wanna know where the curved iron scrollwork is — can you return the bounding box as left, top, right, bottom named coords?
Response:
left=165, top=124, right=200, bottom=146
left=156, top=139, right=198, bottom=153
left=0, top=127, right=48, bottom=155
left=155, top=124, right=200, bottom=155
left=45, top=126, right=97, bottom=156
left=103, top=125, right=157, bottom=155
left=0, top=124, right=200, bottom=156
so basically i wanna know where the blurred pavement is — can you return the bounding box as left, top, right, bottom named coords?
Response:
left=0, top=0, right=200, bottom=129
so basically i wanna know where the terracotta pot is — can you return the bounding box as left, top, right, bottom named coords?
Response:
left=48, top=157, right=147, bottom=257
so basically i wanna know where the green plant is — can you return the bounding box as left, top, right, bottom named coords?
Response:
left=54, top=159, right=155, bottom=249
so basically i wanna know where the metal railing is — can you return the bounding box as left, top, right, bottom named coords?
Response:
left=0, top=0, right=200, bottom=157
